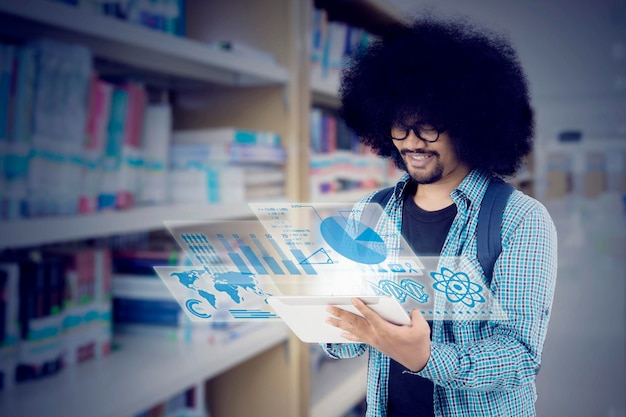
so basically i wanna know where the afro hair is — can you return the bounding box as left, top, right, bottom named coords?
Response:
left=339, top=15, right=534, bottom=178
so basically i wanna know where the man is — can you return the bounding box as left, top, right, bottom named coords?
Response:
left=322, top=15, right=558, bottom=417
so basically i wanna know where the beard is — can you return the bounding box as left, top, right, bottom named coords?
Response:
left=399, top=150, right=444, bottom=184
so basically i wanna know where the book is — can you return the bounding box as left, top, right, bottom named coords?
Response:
left=245, top=184, right=285, bottom=201
left=228, top=143, right=286, bottom=164
left=0, top=43, right=16, bottom=221
left=5, top=46, right=36, bottom=219
left=80, top=76, right=113, bottom=213
left=112, top=249, right=183, bottom=275
left=173, top=127, right=281, bottom=147
left=309, top=107, right=323, bottom=153
left=0, top=262, right=19, bottom=391
left=137, top=103, right=171, bottom=205
left=28, top=39, right=92, bottom=217
left=112, top=274, right=172, bottom=298
left=99, top=86, right=128, bottom=210
left=309, top=7, right=329, bottom=83
left=0, top=43, right=15, bottom=143
left=113, top=298, right=182, bottom=326
left=326, top=21, right=348, bottom=76
left=14, top=253, right=66, bottom=383
left=116, top=82, right=147, bottom=210
left=241, top=165, right=286, bottom=186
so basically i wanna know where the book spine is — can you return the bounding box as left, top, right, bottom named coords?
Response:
left=99, top=86, right=128, bottom=211
left=15, top=254, right=66, bottom=383
left=80, top=76, right=113, bottom=213
left=115, top=83, right=146, bottom=209
left=0, top=43, right=16, bottom=221
left=0, top=43, right=14, bottom=142
left=94, top=248, right=111, bottom=358
left=0, top=263, right=19, bottom=390
left=138, top=103, right=171, bottom=205
left=5, top=46, right=36, bottom=219
left=228, top=143, right=286, bottom=164
left=113, top=298, right=182, bottom=326
left=310, top=107, right=322, bottom=153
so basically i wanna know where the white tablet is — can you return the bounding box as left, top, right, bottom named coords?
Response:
left=267, top=295, right=410, bottom=343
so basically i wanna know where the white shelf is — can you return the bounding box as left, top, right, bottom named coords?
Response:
left=311, top=354, right=368, bottom=417
left=0, top=203, right=258, bottom=249
left=0, top=323, right=290, bottom=417
left=0, top=0, right=288, bottom=87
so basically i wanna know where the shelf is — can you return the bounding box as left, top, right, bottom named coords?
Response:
left=0, top=323, right=290, bottom=417
left=311, top=354, right=368, bottom=417
left=0, top=0, right=289, bottom=88
left=0, top=203, right=259, bottom=249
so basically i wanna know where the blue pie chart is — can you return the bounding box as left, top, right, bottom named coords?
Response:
left=319, top=216, right=387, bottom=264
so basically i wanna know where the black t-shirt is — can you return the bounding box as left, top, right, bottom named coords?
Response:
left=387, top=186, right=457, bottom=417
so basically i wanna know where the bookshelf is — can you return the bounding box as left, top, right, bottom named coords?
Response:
left=0, top=325, right=290, bottom=417
left=0, top=0, right=289, bottom=87
left=0, top=0, right=408, bottom=416
left=306, top=0, right=408, bottom=204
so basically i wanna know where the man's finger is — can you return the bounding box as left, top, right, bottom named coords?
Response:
left=351, top=298, right=383, bottom=325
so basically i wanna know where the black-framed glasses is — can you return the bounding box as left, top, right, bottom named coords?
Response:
left=389, top=122, right=441, bottom=142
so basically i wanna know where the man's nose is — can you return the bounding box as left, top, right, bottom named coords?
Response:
left=404, top=129, right=428, bottom=148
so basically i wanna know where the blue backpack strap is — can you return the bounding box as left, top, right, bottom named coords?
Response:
left=477, top=178, right=515, bottom=281
left=360, top=186, right=394, bottom=228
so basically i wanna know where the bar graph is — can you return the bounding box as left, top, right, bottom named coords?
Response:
left=166, top=221, right=318, bottom=280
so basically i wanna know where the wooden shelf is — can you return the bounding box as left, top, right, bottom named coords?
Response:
left=0, top=324, right=289, bottom=417
left=0, top=0, right=288, bottom=88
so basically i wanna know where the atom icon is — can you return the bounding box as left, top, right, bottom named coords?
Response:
left=430, top=267, right=485, bottom=307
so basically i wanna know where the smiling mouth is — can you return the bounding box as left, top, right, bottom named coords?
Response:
left=407, top=153, right=432, bottom=160
left=401, top=150, right=436, bottom=159
left=401, top=150, right=437, bottom=168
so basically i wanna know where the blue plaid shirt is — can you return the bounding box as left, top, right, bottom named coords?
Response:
left=323, top=170, right=558, bottom=417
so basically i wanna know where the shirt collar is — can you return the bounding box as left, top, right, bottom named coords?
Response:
left=393, top=169, right=492, bottom=208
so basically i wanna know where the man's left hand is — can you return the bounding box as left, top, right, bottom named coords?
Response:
left=326, top=298, right=431, bottom=372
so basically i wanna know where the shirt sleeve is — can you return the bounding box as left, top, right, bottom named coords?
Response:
left=418, top=201, right=558, bottom=391
left=321, top=342, right=367, bottom=359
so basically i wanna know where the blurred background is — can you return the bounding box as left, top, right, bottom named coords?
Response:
left=0, top=0, right=624, bottom=416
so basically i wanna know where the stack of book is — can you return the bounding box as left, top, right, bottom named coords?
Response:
left=309, top=6, right=377, bottom=88
left=310, top=107, right=361, bottom=154
left=111, top=248, right=257, bottom=345
left=169, top=128, right=286, bottom=204
left=309, top=151, right=391, bottom=199
left=0, top=37, right=174, bottom=220
left=0, top=247, right=112, bottom=389
left=60, top=248, right=113, bottom=365
left=0, top=39, right=92, bottom=219
left=309, top=107, right=400, bottom=199
left=112, top=249, right=184, bottom=330
left=52, top=0, right=187, bottom=37
left=0, top=263, right=19, bottom=391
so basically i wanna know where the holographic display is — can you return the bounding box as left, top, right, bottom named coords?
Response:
left=158, top=202, right=507, bottom=322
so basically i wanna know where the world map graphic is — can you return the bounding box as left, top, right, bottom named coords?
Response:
left=170, top=268, right=267, bottom=311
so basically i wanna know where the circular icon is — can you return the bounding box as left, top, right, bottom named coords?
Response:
left=320, top=216, right=387, bottom=264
